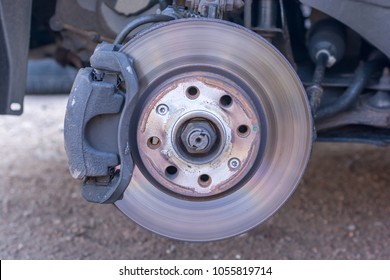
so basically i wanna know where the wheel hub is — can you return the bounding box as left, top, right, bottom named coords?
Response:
left=137, top=74, right=261, bottom=197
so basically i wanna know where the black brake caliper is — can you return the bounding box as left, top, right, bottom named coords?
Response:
left=64, top=43, right=138, bottom=203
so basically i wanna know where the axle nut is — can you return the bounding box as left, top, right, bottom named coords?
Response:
left=180, top=120, right=217, bottom=154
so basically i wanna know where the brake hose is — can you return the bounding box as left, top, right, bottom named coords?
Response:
left=316, top=53, right=386, bottom=121
left=114, top=14, right=174, bottom=45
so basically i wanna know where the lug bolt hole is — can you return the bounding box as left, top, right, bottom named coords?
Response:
left=198, top=174, right=211, bottom=187
left=237, top=125, right=250, bottom=138
left=186, top=86, right=200, bottom=99
left=147, top=136, right=161, bottom=149
left=165, top=165, right=178, bottom=178
left=219, top=95, right=233, bottom=107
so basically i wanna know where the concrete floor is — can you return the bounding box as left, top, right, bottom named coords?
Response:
left=0, top=95, right=389, bottom=259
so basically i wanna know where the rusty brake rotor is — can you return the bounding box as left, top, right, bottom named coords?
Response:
left=115, top=18, right=312, bottom=241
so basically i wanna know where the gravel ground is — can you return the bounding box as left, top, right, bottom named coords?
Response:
left=0, top=95, right=389, bottom=259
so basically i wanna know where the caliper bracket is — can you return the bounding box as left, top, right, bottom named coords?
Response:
left=64, top=43, right=138, bottom=203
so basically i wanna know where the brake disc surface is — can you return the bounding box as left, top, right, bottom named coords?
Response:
left=115, top=19, right=312, bottom=241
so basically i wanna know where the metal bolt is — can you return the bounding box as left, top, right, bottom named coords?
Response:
left=180, top=120, right=217, bottom=154
left=156, top=104, right=169, bottom=115
left=228, top=158, right=241, bottom=169
left=187, top=129, right=210, bottom=151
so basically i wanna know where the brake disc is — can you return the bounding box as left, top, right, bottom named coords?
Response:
left=113, top=19, right=312, bottom=241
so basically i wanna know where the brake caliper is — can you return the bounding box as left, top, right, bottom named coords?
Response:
left=64, top=43, right=138, bottom=203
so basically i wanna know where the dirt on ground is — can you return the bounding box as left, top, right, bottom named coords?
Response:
left=0, top=95, right=389, bottom=259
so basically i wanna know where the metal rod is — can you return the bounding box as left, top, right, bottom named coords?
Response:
left=258, top=0, right=277, bottom=29
left=307, top=52, right=328, bottom=116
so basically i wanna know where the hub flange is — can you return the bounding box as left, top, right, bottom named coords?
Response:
left=137, top=73, right=261, bottom=197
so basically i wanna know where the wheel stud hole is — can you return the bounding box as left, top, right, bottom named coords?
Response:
left=219, top=95, right=233, bottom=107
left=237, top=125, right=250, bottom=138
left=198, top=174, right=211, bottom=187
left=186, top=86, right=200, bottom=99
left=147, top=136, right=161, bottom=149
left=165, top=166, right=178, bottom=178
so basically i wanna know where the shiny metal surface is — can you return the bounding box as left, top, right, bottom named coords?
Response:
left=115, top=19, right=312, bottom=241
